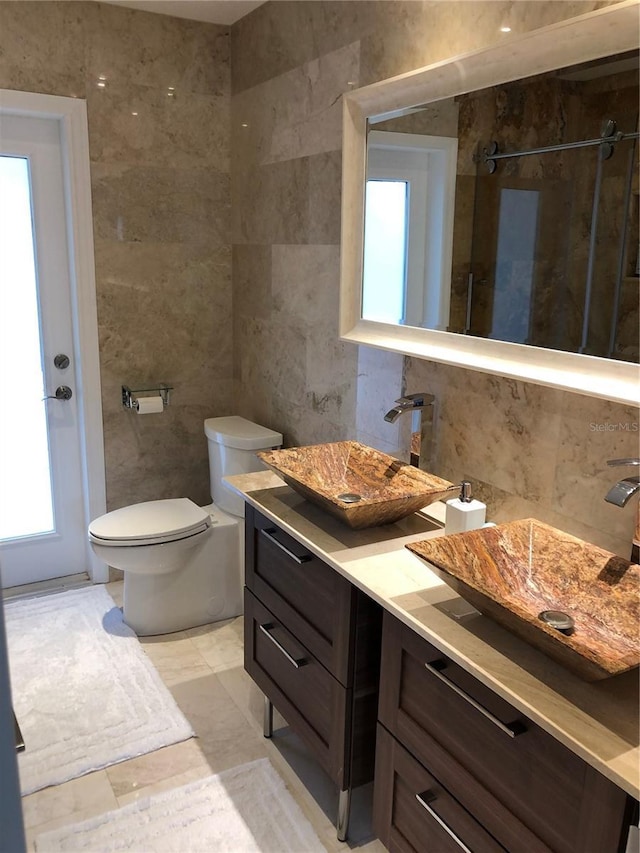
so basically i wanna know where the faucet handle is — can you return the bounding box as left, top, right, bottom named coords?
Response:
left=607, top=458, right=640, bottom=467
left=395, top=392, right=435, bottom=407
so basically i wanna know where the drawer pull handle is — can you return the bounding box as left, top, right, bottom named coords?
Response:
left=259, top=622, right=307, bottom=668
left=415, top=791, right=473, bottom=853
left=425, top=660, right=526, bottom=738
left=261, top=528, right=312, bottom=564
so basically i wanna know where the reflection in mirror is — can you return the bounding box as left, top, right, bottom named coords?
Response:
left=363, top=127, right=457, bottom=328
left=362, top=50, right=639, bottom=363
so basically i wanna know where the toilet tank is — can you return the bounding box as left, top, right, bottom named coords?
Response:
left=204, top=416, right=282, bottom=516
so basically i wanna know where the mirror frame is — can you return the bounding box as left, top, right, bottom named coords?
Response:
left=340, top=0, right=640, bottom=405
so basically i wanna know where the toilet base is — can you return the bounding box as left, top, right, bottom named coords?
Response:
left=123, top=505, right=243, bottom=636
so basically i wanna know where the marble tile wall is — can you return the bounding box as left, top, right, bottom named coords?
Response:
left=404, top=359, right=639, bottom=556
left=231, top=36, right=359, bottom=445
left=0, top=1, right=232, bottom=509
left=231, top=0, right=638, bottom=557
left=1, top=0, right=635, bottom=555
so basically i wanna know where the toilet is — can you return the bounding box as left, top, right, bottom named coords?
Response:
left=88, top=416, right=282, bottom=636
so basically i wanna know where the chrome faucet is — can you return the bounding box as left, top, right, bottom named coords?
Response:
left=384, top=393, right=436, bottom=469
left=604, top=458, right=640, bottom=507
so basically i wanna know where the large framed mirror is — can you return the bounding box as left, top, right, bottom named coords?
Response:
left=340, top=1, right=640, bottom=404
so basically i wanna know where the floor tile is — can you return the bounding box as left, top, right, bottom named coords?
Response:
left=185, top=615, right=245, bottom=672
left=22, top=770, right=118, bottom=853
left=105, top=738, right=210, bottom=799
left=170, top=671, right=269, bottom=772
left=104, top=579, right=124, bottom=608
left=22, top=769, right=117, bottom=831
left=3, top=574, right=90, bottom=602
left=358, top=841, right=387, bottom=852
left=116, top=764, right=215, bottom=808
left=139, top=631, right=212, bottom=685
left=216, top=662, right=288, bottom=735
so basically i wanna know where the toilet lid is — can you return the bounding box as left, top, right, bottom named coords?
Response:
left=88, top=498, right=211, bottom=546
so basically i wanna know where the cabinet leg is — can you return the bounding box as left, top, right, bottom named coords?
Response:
left=263, top=695, right=273, bottom=738
left=337, top=787, right=351, bottom=842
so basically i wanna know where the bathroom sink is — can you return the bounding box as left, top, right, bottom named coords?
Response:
left=257, top=441, right=455, bottom=529
left=406, top=519, right=640, bottom=681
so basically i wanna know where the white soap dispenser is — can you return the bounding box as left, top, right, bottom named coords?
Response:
left=445, top=480, right=486, bottom=534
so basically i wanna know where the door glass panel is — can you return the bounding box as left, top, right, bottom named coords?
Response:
left=0, top=155, right=54, bottom=540
left=362, top=179, right=408, bottom=323
left=491, top=188, right=540, bottom=343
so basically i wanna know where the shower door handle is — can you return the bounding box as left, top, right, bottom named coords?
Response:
left=464, top=273, right=474, bottom=334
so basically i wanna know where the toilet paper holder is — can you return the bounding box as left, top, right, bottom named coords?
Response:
left=122, top=384, right=173, bottom=411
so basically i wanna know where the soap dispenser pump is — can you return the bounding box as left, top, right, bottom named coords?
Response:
left=445, top=480, right=486, bottom=534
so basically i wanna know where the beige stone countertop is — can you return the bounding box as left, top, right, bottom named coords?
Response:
left=225, top=471, right=640, bottom=801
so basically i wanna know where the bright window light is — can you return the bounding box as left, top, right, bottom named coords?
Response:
left=0, top=155, right=55, bottom=540
left=362, top=180, right=408, bottom=323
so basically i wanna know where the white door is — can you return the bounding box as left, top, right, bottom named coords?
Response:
left=0, top=108, right=101, bottom=587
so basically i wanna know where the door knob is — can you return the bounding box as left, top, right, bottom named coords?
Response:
left=54, top=354, right=70, bottom=369
left=45, top=386, right=73, bottom=401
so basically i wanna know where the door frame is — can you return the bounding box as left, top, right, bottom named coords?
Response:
left=0, top=89, right=107, bottom=583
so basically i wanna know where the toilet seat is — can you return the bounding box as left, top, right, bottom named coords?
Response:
left=88, top=498, right=212, bottom=548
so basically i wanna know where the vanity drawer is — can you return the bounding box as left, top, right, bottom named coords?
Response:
left=379, top=613, right=630, bottom=853
left=244, top=588, right=349, bottom=785
left=374, top=724, right=506, bottom=853
left=245, top=506, right=354, bottom=684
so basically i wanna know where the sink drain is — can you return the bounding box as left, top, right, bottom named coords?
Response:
left=337, top=493, right=362, bottom=503
left=538, top=610, right=574, bottom=635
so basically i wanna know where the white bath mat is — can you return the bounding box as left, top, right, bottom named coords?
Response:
left=35, top=757, right=326, bottom=852
left=4, top=585, right=194, bottom=795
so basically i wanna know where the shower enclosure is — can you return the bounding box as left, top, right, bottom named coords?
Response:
left=458, top=53, right=639, bottom=363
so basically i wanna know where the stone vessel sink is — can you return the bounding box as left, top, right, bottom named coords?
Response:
left=257, top=441, right=454, bottom=529
left=406, top=519, right=640, bottom=681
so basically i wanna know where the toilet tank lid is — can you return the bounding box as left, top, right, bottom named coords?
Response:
left=89, top=498, right=211, bottom=543
left=204, top=416, right=282, bottom=450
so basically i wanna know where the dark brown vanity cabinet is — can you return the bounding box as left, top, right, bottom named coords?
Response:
left=374, top=612, right=635, bottom=853
left=243, top=505, right=382, bottom=837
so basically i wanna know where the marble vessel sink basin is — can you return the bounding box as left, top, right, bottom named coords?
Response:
left=257, top=441, right=455, bottom=529
left=406, top=519, right=640, bottom=681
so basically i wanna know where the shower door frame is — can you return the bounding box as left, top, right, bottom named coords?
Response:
left=0, top=89, right=107, bottom=584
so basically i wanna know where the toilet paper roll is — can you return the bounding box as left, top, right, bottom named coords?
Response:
left=135, top=396, right=164, bottom=414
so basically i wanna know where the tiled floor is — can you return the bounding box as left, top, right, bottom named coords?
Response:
left=19, top=581, right=385, bottom=852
